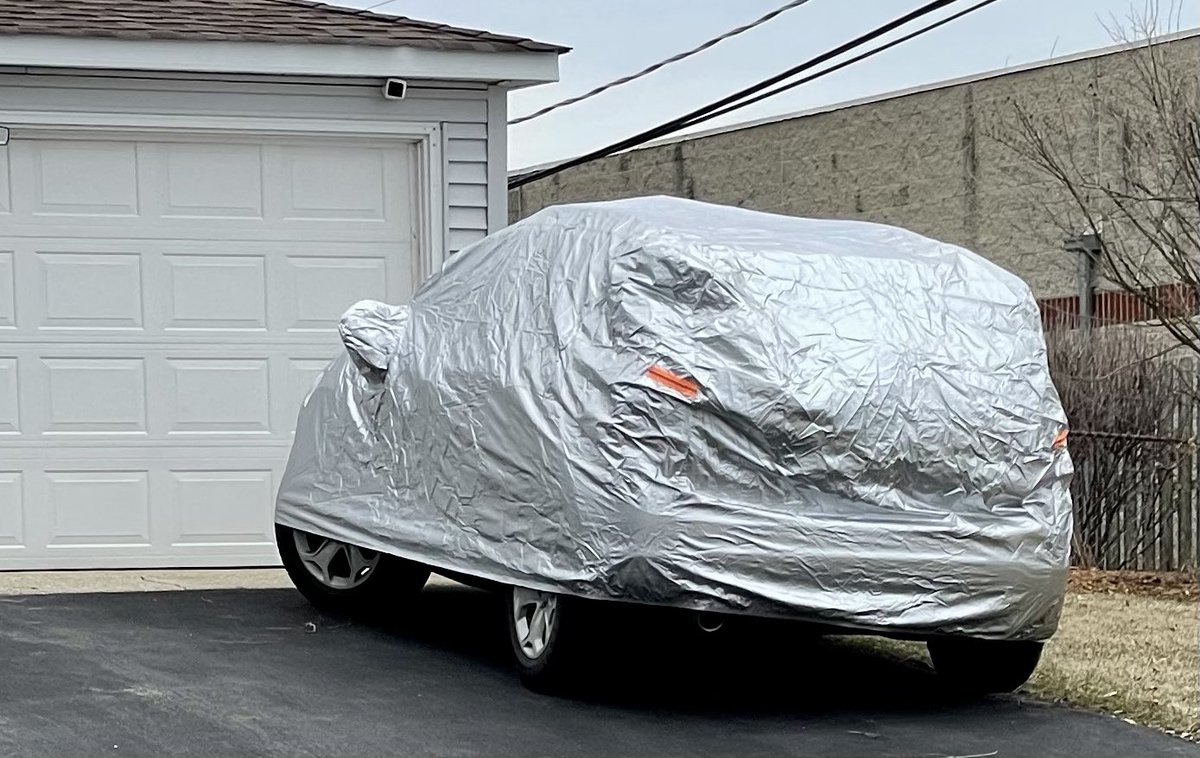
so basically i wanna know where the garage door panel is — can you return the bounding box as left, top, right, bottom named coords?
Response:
left=282, top=255, right=390, bottom=332
left=169, top=470, right=275, bottom=547
left=0, top=251, right=13, bottom=328
left=36, top=252, right=144, bottom=330
left=3, top=443, right=293, bottom=461
left=0, top=452, right=289, bottom=567
left=41, top=357, right=148, bottom=435
left=13, top=344, right=340, bottom=443
left=8, top=136, right=412, bottom=242
left=286, top=358, right=332, bottom=417
left=45, top=470, right=151, bottom=548
left=163, top=254, right=267, bottom=331
left=29, top=141, right=139, bottom=217
left=4, top=242, right=412, bottom=339
left=274, top=144, right=411, bottom=225
left=165, top=358, right=272, bottom=436
left=0, top=147, right=9, bottom=214
left=0, top=458, right=285, bottom=568
left=160, top=143, right=265, bottom=220
left=0, top=472, right=24, bottom=548
left=1, top=222, right=407, bottom=244
left=0, top=358, right=18, bottom=434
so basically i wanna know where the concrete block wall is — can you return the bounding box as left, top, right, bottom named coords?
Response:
left=510, top=34, right=1199, bottom=299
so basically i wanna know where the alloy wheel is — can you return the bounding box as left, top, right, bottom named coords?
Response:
left=292, top=530, right=381, bottom=590
left=511, top=587, right=559, bottom=660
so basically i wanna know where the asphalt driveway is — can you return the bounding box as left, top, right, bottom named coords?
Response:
left=0, top=583, right=1194, bottom=757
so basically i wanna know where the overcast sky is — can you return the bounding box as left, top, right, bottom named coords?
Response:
left=340, top=1, right=1197, bottom=169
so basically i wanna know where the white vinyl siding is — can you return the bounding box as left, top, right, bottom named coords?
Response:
left=445, top=121, right=490, bottom=252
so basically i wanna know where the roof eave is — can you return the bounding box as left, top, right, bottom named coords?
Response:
left=0, top=35, right=561, bottom=86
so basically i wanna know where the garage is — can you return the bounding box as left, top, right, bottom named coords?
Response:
left=0, top=0, right=562, bottom=569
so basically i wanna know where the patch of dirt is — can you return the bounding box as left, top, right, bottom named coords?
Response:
left=1068, top=568, right=1198, bottom=602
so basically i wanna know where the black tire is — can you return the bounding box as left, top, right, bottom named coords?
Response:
left=276, top=524, right=429, bottom=618
left=505, top=586, right=584, bottom=692
left=927, top=637, right=1044, bottom=694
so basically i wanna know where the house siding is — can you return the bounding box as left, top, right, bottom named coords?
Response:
left=445, top=121, right=490, bottom=251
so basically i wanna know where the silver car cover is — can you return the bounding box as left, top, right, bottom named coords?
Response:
left=276, top=196, right=1073, bottom=640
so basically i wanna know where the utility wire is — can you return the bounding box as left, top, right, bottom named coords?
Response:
left=510, top=0, right=987, bottom=189
left=362, top=0, right=398, bottom=11
left=678, top=0, right=1001, bottom=130
left=508, top=0, right=816, bottom=126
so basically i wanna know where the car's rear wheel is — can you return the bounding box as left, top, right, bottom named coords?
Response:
left=276, top=524, right=429, bottom=617
left=926, top=637, right=1044, bottom=694
left=506, top=586, right=583, bottom=692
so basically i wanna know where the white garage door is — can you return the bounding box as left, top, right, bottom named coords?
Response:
left=0, top=129, right=421, bottom=569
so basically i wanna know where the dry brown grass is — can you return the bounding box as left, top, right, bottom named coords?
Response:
left=865, top=592, right=1199, bottom=739
left=1028, top=592, right=1199, bottom=739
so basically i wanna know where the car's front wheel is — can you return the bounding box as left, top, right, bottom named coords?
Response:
left=276, top=524, right=429, bottom=617
left=926, top=637, right=1044, bottom=694
left=506, top=586, right=584, bottom=691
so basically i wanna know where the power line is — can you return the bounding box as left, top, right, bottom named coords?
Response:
left=510, top=0, right=963, bottom=188
left=677, top=0, right=1001, bottom=130
left=509, top=0, right=816, bottom=126
left=362, top=0, right=398, bottom=10
left=509, top=0, right=992, bottom=189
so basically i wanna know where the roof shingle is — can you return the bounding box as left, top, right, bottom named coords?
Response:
left=0, top=0, right=567, bottom=53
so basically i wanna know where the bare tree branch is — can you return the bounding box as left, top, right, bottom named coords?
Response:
left=991, top=18, right=1200, bottom=356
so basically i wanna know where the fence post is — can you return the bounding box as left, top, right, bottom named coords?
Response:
left=1065, top=233, right=1101, bottom=336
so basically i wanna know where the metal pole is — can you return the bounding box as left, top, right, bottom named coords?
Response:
left=1066, top=234, right=1101, bottom=335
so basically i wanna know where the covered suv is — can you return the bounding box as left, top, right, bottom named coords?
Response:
left=275, top=196, right=1073, bottom=692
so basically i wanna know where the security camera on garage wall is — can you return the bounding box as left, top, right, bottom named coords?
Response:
left=383, top=79, right=408, bottom=100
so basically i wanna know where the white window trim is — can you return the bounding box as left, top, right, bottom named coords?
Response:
left=0, top=111, right=448, bottom=280
left=485, top=86, right=509, bottom=234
